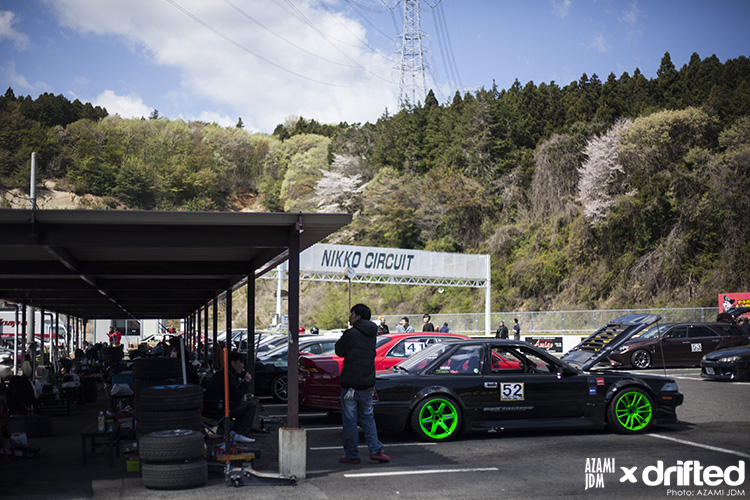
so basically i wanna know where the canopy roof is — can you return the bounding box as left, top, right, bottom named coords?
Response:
left=0, top=209, right=351, bottom=320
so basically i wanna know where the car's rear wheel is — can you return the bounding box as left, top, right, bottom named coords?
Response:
left=271, top=374, right=288, bottom=402
left=631, top=350, right=652, bottom=369
left=411, top=396, right=461, bottom=442
left=607, top=387, right=654, bottom=434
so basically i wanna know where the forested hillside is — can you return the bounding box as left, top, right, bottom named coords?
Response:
left=1, top=52, right=748, bottom=328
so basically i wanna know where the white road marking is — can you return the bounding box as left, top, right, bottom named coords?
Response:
left=651, top=434, right=750, bottom=459
left=344, top=467, right=499, bottom=478
left=310, top=442, right=436, bottom=451
left=273, top=412, right=330, bottom=418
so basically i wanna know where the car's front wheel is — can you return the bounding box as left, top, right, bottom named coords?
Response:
left=270, top=374, right=288, bottom=402
left=631, top=350, right=652, bottom=369
left=411, top=396, right=461, bottom=442
left=607, top=387, right=654, bottom=434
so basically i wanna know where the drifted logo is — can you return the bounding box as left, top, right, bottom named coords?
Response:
left=620, top=460, right=745, bottom=487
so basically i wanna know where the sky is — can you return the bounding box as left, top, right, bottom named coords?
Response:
left=0, top=0, right=748, bottom=134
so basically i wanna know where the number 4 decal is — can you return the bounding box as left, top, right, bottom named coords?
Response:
left=501, top=382, right=524, bottom=401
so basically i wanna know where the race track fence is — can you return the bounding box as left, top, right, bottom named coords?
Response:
left=383, top=307, right=722, bottom=337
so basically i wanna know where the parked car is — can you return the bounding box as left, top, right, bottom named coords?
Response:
left=299, top=332, right=470, bottom=411
left=606, top=320, right=748, bottom=370
left=255, top=336, right=340, bottom=402
left=372, top=314, right=683, bottom=442
left=700, top=345, right=750, bottom=381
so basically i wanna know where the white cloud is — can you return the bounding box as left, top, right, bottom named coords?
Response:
left=551, top=0, right=572, bottom=19
left=0, top=10, right=30, bottom=50
left=43, top=0, right=398, bottom=132
left=588, top=34, right=607, bottom=53
left=0, top=61, right=34, bottom=92
left=93, top=90, right=152, bottom=119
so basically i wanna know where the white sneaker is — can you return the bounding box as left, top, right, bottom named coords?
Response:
left=230, top=431, right=255, bottom=443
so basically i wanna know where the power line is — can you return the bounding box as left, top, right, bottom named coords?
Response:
left=165, top=0, right=383, bottom=88
left=433, top=1, right=462, bottom=90
left=224, top=0, right=360, bottom=69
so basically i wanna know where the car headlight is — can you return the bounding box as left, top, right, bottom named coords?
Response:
left=718, top=356, right=741, bottom=363
left=661, top=382, right=678, bottom=392
left=618, top=345, right=630, bottom=353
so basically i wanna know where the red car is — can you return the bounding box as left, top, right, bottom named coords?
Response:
left=299, top=332, right=470, bottom=410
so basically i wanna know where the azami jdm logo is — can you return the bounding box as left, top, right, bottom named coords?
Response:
left=585, top=458, right=746, bottom=495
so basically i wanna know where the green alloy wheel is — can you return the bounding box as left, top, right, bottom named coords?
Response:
left=607, top=387, right=654, bottom=434
left=411, top=396, right=461, bottom=441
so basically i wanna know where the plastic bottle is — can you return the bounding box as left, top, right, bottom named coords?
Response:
left=98, top=411, right=105, bottom=432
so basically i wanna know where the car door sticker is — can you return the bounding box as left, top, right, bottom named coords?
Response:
left=501, top=382, right=524, bottom=401
left=691, top=343, right=702, bottom=352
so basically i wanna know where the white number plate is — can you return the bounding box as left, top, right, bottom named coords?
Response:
left=705, top=367, right=714, bottom=375
left=501, top=382, right=524, bottom=401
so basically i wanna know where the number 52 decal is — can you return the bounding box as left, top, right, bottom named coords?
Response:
left=501, top=382, right=524, bottom=401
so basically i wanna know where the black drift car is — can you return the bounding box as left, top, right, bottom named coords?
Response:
left=372, top=314, right=683, bottom=441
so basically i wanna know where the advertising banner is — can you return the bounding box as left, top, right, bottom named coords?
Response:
left=718, top=292, right=750, bottom=312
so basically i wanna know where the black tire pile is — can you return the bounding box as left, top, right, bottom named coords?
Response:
left=139, top=429, right=207, bottom=489
left=133, top=358, right=207, bottom=489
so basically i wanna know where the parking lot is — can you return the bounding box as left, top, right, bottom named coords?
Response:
left=273, top=367, right=749, bottom=500
left=4, top=367, right=747, bottom=500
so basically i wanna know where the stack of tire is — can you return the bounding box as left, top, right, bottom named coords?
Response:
left=132, top=357, right=182, bottom=404
left=139, top=429, right=207, bottom=489
left=136, top=384, right=206, bottom=489
left=136, top=384, right=203, bottom=435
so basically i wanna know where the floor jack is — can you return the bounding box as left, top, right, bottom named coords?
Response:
left=219, top=348, right=296, bottom=487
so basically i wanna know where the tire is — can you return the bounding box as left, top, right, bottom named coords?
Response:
left=133, top=357, right=182, bottom=380
left=607, top=387, right=654, bottom=434
left=270, top=374, right=288, bottom=403
left=631, top=350, right=652, bottom=369
left=139, top=385, right=203, bottom=411
left=139, top=429, right=205, bottom=462
left=410, top=396, right=462, bottom=442
left=141, top=459, right=208, bottom=490
left=136, top=409, right=202, bottom=435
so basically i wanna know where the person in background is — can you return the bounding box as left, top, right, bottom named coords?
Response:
left=439, top=322, right=449, bottom=333
left=336, top=303, right=390, bottom=464
left=422, top=314, right=435, bottom=332
left=396, top=317, right=414, bottom=333
left=107, top=326, right=121, bottom=346
left=496, top=321, right=509, bottom=339
left=204, top=351, right=256, bottom=443
left=377, top=316, right=390, bottom=335
left=513, top=318, right=521, bottom=341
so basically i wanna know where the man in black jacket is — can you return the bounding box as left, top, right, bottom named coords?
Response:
left=335, top=303, right=390, bottom=464
left=204, top=351, right=256, bottom=443
left=495, top=320, right=509, bottom=339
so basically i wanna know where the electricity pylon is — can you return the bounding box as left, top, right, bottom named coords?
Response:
left=396, top=0, right=428, bottom=108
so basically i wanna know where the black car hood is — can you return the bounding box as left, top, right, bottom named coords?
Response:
left=717, top=306, right=750, bottom=323
left=561, top=314, right=661, bottom=371
left=703, top=345, right=750, bottom=360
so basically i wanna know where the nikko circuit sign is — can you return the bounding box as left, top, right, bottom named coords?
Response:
left=298, top=243, right=489, bottom=285
left=263, top=243, right=492, bottom=334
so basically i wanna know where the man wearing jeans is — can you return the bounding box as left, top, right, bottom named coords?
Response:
left=335, top=303, right=391, bottom=464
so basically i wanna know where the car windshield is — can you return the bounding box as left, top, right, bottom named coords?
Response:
left=376, top=337, right=392, bottom=349
left=392, top=342, right=456, bottom=372
left=638, top=324, right=672, bottom=339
